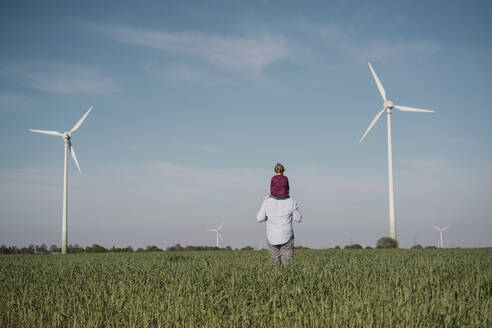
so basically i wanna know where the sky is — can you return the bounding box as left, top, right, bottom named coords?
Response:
left=1, top=0, right=491, bottom=249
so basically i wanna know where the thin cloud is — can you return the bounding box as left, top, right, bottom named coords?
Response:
left=142, top=62, right=225, bottom=85
left=5, top=62, right=119, bottom=95
left=91, top=23, right=291, bottom=75
left=313, top=25, right=440, bottom=63
left=0, top=92, right=28, bottom=112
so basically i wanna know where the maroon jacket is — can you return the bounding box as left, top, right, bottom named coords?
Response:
left=270, top=175, right=290, bottom=198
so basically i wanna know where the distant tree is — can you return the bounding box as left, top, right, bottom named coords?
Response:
left=241, top=246, right=254, bottom=250
left=0, top=245, right=8, bottom=255
left=36, top=244, right=48, bottom=254
left=145, top=245, right=163, bottom=252
left=334, top=246, right=341, bottom=249
left=411, top=244, right=423, bottom=249
left=20, top=245, right=35, bottom=254
left=49, top=244, right=59, bottom=253
left=376, top=237, right=399, bottom=249
left=108, top=246, right=134, bottom=253
left=68, top=244, right=84, bottom=254
left=25, top=244, right=36, bottom=254
left=166, top=244, right=182, bottom=251
left=136, top=248, right=145, bottom=252
left=184, top=245, right=205, bottom=251
left=424, top=245, right=437, bottom=249
left=365, top=246, right=373, bottom=249
left=86, top=244, right=107, bottom=253
left=344, top=244, right=362, bottom=249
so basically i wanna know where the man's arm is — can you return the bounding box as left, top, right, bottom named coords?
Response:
left=256, top=199, right=268, bottom=223
left=292, top=201, right=302, bottom=223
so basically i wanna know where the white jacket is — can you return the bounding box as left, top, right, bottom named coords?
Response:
left=256, top=196, right=302, bottom=245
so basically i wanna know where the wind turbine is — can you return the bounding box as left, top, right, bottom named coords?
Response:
left=207, top=223, right=223, bottom=247
left=360, top=63, right=434, bottom=241
left=433, top=225, right=450, bottom=248
left=29, top=106, right=94, bottom=254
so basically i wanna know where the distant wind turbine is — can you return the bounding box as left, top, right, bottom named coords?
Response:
left=29, top=106, right=94, bottom=254
left=207, top=223, right=223, bottom=247
left=433, top=225, right=450, bottom=248
left=360, top=63, right=435, bottom=241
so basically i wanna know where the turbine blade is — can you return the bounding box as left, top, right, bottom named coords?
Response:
left=207, top=229, right=216, bottom=232
left=359, top=109, right=385, bottom=143
left=217, top=222, right=224, bottom=231
left=70, top=106, right=94, bottom=134
left=433, top=225, right=440, bottom=231
left=368, top=62, right=387, bottom=101
left=69, top=142, right=82, bottom=173
left=442, top=226, right=450, bottom=231
left=218, top=233, right=223, bottom=242
left=29, top=129, right=63, bottom=137
left=394, top=105, right=434, bottom=113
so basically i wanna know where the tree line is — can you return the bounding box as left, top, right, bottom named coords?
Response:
left=0, top=238, right=443, bottom=255
left=0, top=243, right=254, bottom=255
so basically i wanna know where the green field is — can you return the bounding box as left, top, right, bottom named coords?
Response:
left=1, top=249, right=491, bottom=327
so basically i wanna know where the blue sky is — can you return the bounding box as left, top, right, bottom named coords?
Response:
left=1, top=0, right=491, bottom=249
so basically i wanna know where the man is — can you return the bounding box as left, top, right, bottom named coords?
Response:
left=256, top=166, right=302, bottom=264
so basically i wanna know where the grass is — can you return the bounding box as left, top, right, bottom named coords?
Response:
left=1, top=249, right=491, bottom=327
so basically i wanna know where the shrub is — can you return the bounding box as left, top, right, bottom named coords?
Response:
left=86, top=244, right=107, bottom=253
left=376, top=237, right=398, bottom=249
left=36, top=244, right=48, bottom=254
left=411, top=244, right=423, bottom=249
left=68, top=244, right=84, bottom=254
left=166, top=244, right=184, bottom=251
left=345, top=244, right=363, bottom=249
left=20, top=246, right=35, bottom=254
left=145, top=245, right=163, bottom=252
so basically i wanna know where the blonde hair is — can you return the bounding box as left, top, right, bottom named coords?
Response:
left=274, top=163, right=285, bottom=174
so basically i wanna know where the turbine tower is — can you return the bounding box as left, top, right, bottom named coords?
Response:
left=30, top=106, right=94, bottom=254
left=360, top=63, right=434, bottom=241
left=433, top=225, right=450, bottom=248
left=207, top=223, right=223, bottom=247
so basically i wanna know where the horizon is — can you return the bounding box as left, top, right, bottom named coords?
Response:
left=4, top=242, right=491, bottom=251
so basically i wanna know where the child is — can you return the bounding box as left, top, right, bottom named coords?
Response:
left=270, top=163, right=289, bottom=199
